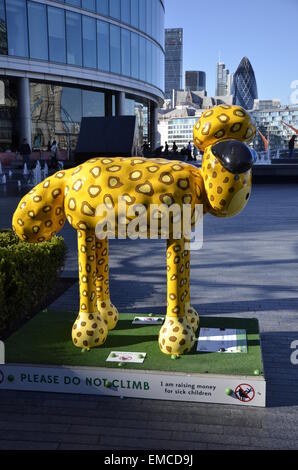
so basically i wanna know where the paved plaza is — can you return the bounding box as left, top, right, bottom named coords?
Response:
left=0, top=184, right=298, bottom=449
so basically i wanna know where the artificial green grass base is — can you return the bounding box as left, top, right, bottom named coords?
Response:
left=5, top=311, right=263, bottom=376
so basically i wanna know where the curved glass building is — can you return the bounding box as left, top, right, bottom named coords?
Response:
left=0, top=0, right=165, bottom=153
left=232, top=57, right=258, bottom=111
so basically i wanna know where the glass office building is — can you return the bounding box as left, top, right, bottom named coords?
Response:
left=185, top=71, right=206, bottom=93
left=164, top=28, right=183, bottom=100
left=232, top=57, right=258, bottom=111
left=0, top=0, right=165, bottom=152
left=216, top=62, right=229, bottom=96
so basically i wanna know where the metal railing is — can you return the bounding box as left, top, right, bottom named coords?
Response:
left=254, top=149, right=298, bottom=165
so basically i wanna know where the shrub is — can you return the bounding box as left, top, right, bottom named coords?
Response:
left=0, top=230, right=67, bottom=334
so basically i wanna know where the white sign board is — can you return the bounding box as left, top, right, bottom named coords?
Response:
left=132, top=316, right=164, bottom=325
left=0, top=364, right=266, bottom=407
left=197, top=328, right=247, bottom=353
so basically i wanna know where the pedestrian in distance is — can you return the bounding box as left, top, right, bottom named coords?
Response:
left=50, top=140, right=58, bottom=169
left=187, top=141, right=192, bottom=161
left=193, top=146, right=198, bottom=160
left=164, top=141, right=169, bottom=155
left=289, top=135, right=296, bottom=158
left=19, top=138, right=31, bottom=168
left=172, top=142, right=178, bottom=154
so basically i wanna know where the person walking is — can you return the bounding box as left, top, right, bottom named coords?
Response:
left=19, top=138, right=31, bottom=167
left=50, top=140, right=58, bottom=169
left=289, top=135, right=296, bottom=158
left=193, top=146, right=198, bottom=160
left=164, top=141, right=169, bottom=155
left=172, top=141, right=178, bottom=154
left=187, top=141, right=192, bottom=161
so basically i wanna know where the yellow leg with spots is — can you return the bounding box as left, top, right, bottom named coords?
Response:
left=159, top=238, right=195, bottom=356
left=184, top=248, right=200, bottom=333
left=95, top=237, right=119, bottom=331
left=72, top=230, right=108, bottom=349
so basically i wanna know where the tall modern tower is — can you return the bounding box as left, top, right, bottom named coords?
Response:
left=216, top=62, right=229, bottom=96
left=185, top=71, right=206, bottom=92
left=165, top=28, right=183, bottom=99
left=232, top=57, right=258, bottom=110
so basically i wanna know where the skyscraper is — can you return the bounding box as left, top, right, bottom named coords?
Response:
left=216, top=62, right=229, bottom=96
left=227, top=72, right=234, bottom=95
left=185, top=71, right=206, bottom=92
left=232, top=57, right=258, bottom=110
left=165, top=28, right=183, bottom=99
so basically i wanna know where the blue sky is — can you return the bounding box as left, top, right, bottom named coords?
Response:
left=164, top=0, right=298, bottom=105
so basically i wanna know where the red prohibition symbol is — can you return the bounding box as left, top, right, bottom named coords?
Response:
left=235, top=383, right=255, bottom=402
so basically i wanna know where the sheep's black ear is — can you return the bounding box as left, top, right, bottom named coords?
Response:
left=211, top=140, right=253, bottom=174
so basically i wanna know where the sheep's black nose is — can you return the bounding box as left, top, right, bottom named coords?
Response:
left=211, top=140, right=253, bottom=174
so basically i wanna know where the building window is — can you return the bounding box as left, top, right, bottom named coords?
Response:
left=146, top=0, right=152, bottom=36
left=82, top=16, right=97, bottom=68
left=65, top=0, right=81, bottom=6
left=152, top=0, right=157, bottom=40
left=6, top=0, right=28, bottom=57
left=139, top=36, right=146, bottom=81
left=61, top=87, right=82, bottom=124
left=146, top=40, right=152, bottom=84
left=82, top=89, right=105, bottom=117
left=121, top=28, right=130, bottom=76
left=131, top=0, right=139, bottom=28
left=139, top=0, right=146, bottom=32
left=110, top=24, right=120, bottom=74
left=131, top=33, right=139, bottom=79
left=66, top=11, right=82, bottom=66
left=97, top=20, right=109, bottom=71
left=96, top=0, right=109, bottom=15
left=48, top=7, right=66, bottom=64
left=28, top=2, right=48, bottom=60
left=82, top=0, right=95, bottom=11
left=110, top=0, right=120, bottom=20
left=121, top=0, right=130, bottom=24
left=0, top=0, right=7, bottom=55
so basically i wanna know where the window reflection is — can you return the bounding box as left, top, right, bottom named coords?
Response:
left=139, top=37, right=146, bottom=81
left=48, top=7, right=66, bottom=64
left=139, top=0, right=146, bottom=31
left=66, top=11, right=82, bottom=66
left=28, top=2, right=48, bottom=60
left=97, top=20, right=110, bottom=71
left=110, top=0, right=120, bottom=20
left=121, top=0, right=130, bottom=24
left=110, top=24, right=121, bottom=74
left=82, top=89, right=105, bottom=117
left=0, top=0, right=7, bottom=55
left=82, top=16, right=97, bottom=68
left=121, top=28, right=131, bottom=77
left=82, top=0, right=95, bottom=11
left=96, top=0, right=109, bottom=15
left=6, top=0, right=28, bottom=57
left=131, top=33, right=139, bottom=80
left=65, top=0, right=81, bottom=6
left=131, top=0, right=139, bottom=29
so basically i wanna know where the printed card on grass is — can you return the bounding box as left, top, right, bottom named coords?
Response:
left=106, top=351, right=147, bottom=363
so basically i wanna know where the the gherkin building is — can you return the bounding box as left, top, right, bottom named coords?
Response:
left=232, top=57, right=258, bottom=110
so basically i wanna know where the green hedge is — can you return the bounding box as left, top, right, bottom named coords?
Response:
left=0, top=230, right=67, bottom=334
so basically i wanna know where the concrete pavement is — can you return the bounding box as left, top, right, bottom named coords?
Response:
left=1, top=184, right=298, bottom=449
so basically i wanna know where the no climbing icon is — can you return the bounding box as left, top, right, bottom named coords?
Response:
left=235, top=383, right=255, bottom=402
